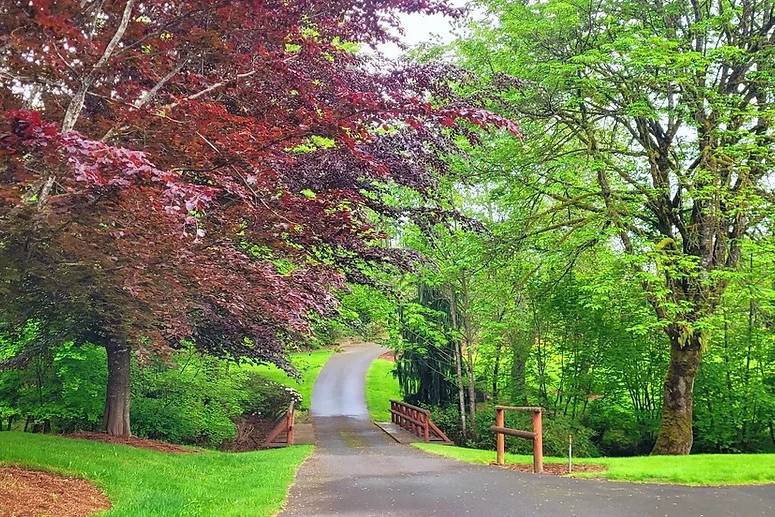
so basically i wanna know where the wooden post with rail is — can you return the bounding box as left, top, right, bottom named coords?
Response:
left=287, top=401, right=295, bottom=445
left=495, top=406, right=506, bottom=466
left=491, top=405, right=543, bottom=474
left=531, top=408, right=543, bottom=474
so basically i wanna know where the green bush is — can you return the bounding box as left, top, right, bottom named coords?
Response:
left=0, top=339, right=303, bottom=448
left=428, top=405, right=466, bottom=444
left=0, top=341, right=106, bottom=432
left=584, top=401, right=658, bottom=456
left=240, top=373, right=302, bottom=419
left=131, top=349, right=302, bottom=448
left=131, top=352, right=244, bottom=446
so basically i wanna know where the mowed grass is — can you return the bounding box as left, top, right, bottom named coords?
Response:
left=0, top=432, right=312, bottom=516
left=365, top=358, right=401, bottom=422
left=241, top=349, right=333, bottom=409
left=413, top=443, right=775, bottom=486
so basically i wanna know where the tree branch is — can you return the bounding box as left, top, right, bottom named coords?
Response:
left=62, top=0, right=136, bottom=132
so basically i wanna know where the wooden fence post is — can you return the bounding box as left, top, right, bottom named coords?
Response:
left=532, top=409, right=543, bottom=474
left=491, top=406, right=544, bottom=473
left=287, top=401, right=295, bottom=445
left=495, top=407, right=505, bottom=466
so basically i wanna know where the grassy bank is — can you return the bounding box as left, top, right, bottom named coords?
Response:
left=413, top=443, right=775, bottom=486
left=0, top=432, right=312, bottom=516
left=365, top=358, right=401, bottom=421
left=242, top=349, right=333, bottom=409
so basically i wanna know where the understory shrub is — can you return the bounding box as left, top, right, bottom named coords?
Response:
left=131, top=351, right=244, bottom=446
left=0, top=341, right=106, bottom=433
left=430, top=404, right=599, bottom=457
left=584, top=401, right=659, bottom=456
left=131, top=349, right=302, bottom=447
left=240, top=374, right=302, bottom=420
left=0, top=339, right=301, bottom=448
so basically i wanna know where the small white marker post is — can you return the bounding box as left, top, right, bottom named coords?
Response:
left=568, top=434, right=573, bottom=474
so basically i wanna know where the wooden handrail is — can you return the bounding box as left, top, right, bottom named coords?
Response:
left=389, top=400, right=451, bottom=443
left=389, top=409, right=425, bottom=427
left=490, top=425, right=536, bottom=440
left=263, top=401, right=295, bottom=448
left=287, top=400, right=295, bottom=444
left=495, top=405, right=543, bottom=413
left=391, top=400, right=430, bottom=415
left=427, top=420, right=448, bottom=442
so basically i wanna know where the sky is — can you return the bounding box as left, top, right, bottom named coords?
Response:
left=379, top=0, right=468, bottom=59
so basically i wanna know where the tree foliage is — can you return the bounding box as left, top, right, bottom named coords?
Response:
left=443, top=0, right=775, bottom=454
left=0, top=0, right=516, bottom=435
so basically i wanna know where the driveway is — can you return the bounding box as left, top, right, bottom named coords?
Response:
left=281, top=342, right=774, bottom=517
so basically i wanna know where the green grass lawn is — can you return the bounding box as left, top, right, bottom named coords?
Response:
left=413, top=443, right=775, bottom=486
left=0, top=432, right=312, bottom=516
left=241, top=349, right=333, bottom=409
left=365, top=358, right=401, bottom=421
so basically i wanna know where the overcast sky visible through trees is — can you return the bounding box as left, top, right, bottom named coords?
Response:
left=381, top=0, right=467, bottom=59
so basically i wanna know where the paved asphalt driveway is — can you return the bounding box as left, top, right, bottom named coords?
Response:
left=281, top=343, right=774, bottom=517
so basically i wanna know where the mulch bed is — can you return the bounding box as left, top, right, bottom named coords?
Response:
left=67, top=432, right=193, bottom=454
left=0, top=467, right=110, bottom=517
left=495, top=462, right=605, bottom=476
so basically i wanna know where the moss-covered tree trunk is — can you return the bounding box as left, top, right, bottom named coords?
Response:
left=104, top=343, right=131, bottom=437
left=652, top=330, right=702, bottom=455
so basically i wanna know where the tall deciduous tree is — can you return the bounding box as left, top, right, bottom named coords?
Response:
left=0, top=0, right=517, bottom=436
left=457, top=0, right=774, bottom=453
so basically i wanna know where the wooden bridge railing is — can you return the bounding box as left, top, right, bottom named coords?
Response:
left=263, top=401, right=295, bottom=448
left=491, top=405, right=543, bottom=473
left=390, top=400, right=452, bottom=443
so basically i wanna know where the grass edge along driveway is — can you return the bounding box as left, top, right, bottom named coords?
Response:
left=413, top=442, right=775, bottom=486
left=0, top=432, right=312, bottom=516
left=241, top=348, right=334, bottom=411
left=365, top=357, right=401, bottom=422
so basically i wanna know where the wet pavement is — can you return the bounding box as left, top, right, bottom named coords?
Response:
left=281, top=342, right=774, bottom=517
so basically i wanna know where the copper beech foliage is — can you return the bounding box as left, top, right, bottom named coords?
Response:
left=0, top=0, right=519, bottom=367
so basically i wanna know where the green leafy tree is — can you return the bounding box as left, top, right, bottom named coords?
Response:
left=457, top=0, right=774, bottom=454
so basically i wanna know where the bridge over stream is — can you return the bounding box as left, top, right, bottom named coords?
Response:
left=281, top=342, right=773, bottom=517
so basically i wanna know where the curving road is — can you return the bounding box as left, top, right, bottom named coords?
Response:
left=281, top=342, right=774, bottom=517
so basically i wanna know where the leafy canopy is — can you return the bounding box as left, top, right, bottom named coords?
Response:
left=0, top=0, right=518, bottom=367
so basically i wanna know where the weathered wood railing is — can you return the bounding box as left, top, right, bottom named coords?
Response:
left=491, top=405, right=543, bottom=473
left=390, top=400, right=452, bottom=443
left=263, top=401, right=295, bottom=448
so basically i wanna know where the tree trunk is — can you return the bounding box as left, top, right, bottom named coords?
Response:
left=453, top=339, right=467, bottom=439
left=509, top=330, right=530, bottom=404
left=492, top=339, right=502, bottom=400
left=459, top=278, right=477, bottom=436
left=448, top=287, right=467, bottom=439
left=511, top=353, right=527, bottom=404
left=465, top=346, right=477, bottom=437
left=652, top=331, right=702, bottom=455
left=104, top=343, right=131, bottom=437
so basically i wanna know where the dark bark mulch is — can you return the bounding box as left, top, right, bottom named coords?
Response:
left=495, top=462, right=605, bottom=476
left=0, top=466, right=111, bottom=517
left=67, top=431, right=194, bottom=454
